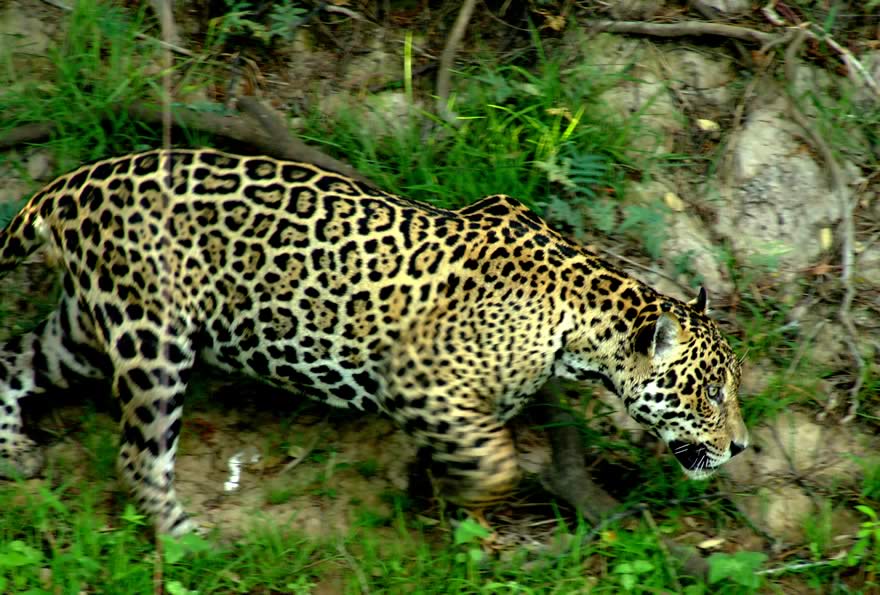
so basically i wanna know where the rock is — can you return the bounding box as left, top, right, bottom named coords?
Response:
left=340, top=36, right=402, bottom=91
left=26, top=152, right=53, bottom=182
left=804, top=317, right=850, bottom=369
left=627, top=179, right=732, bottom=293
left=725, top=410, right=875, bottom=542
left=0, top=6, right=56, bottom=59
left=691, top=0, right=753, bottom=17
left=321, top=91, right=418, bottom=139
left=608, top=0, right=667, bottom=20
left=570, top=32, right=683, bottom=155
left=715, top=102, right=845, bottom=276
left=853, top=50, right=880, bottom=107
left=859, top=243, right=880, bottom=287
left=663, top=212, right=733, bottom=294
left=664, top=49, right=737, bottom=112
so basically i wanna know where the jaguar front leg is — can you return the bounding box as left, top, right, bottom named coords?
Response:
left=109, top=327, right=196, bottom=536
left=382, top=326, right=522, bottom=532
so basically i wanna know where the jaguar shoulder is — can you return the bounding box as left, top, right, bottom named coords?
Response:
left=0, top=148, right=747, bottom=535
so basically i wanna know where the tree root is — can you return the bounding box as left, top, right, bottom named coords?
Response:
left=0, top=100, right=376, bottom=189
left=782, top=31, right=863, bottom=422
left=586, top=19, right=776, bottom=45
left=535, top=381, right=710, bottom=580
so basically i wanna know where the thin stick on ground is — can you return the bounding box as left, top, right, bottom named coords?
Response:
left=435, top=0, right=477, bottom=122
left=586, top=19, right=777, bottom=45
left=337, top=541, right=371, bottom=595
left=153, top=535, right=164, bottom=595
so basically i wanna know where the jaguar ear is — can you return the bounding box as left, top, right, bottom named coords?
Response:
left=688, top=286, right=709, bottom=313
left=634, top=312, right=683, bottom=360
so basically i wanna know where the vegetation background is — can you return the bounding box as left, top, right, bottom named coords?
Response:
left=0, top=0, right=878, bottom=593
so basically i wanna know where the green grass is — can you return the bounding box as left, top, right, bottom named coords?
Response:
left=1, top=0, right=879, bottom=593
left=0, top=0, right=160, bottom=167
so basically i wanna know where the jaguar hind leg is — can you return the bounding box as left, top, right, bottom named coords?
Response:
left=109, top=327, right=196, bottom=536
left=0, top=290, right=109, bottom=478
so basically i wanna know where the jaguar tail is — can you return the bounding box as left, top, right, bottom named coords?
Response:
left=0, top=194, right=50, bottom=275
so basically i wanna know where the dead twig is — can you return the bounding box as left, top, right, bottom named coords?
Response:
left=435, top=0, right=477, bottom=122
left=139, top=33, right=194, bottom=58
left=153, top=535, right=164, bottom=595
left=280, top=426, right=324, bottom=474
left=757, top=557, right=841, bottom=575
left=38, top=0, right=70, bottom=10
left=323, top=5, right=367, bottom=21
left=762, top=3, right=880, bottom=99
left=782, top=30, right=863, bottom=422
left=150, top=0, right=182, bottom=47
left=337, top=541, right=370, bottom=595
left=586, top=19, right=777, bottom=45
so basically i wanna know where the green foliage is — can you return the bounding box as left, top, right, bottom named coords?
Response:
left=213, top=0, right=308, bottom=44
left=265, top=484, right=297, bottom=505
left=0, top=540, right=43, bottom=593
left=847, top=505, right=880, bottom=575
left=0, top=0, right=162, bottom=165
left=302, top=53, right=675, bottom=256
left=860, top=458, right=880, bottom=502
left=453, top=516, right=491, bottom=566
left=707, top=550, right=768, bottom=589
left=308, top=61, right=625, bottom=201
left=613, top=558, right=655, bottom=592
left=161, top=533, right=212, bottom=565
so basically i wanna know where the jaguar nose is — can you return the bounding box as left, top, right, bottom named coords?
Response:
left=729, top=441, right=747, bottom=457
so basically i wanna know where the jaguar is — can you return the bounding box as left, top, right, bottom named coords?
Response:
left=0, top=148, right=748, bottom=535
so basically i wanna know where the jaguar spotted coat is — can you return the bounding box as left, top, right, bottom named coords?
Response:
left=0, top=149, right=748, bottom=535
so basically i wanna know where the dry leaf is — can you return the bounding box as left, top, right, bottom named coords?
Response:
left=664, top=192, right=685, bottom=212
left=820, top=227, right=833, bottom=251
left=697, top=537, right=726, bottom=550
left=696, top=118, right=720, bottom=132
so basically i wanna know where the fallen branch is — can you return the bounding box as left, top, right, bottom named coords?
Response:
left=1, top=101, right=378, bottom=189
left=757, top=557, right=840, bottom=576
left=235, top=97, right=378, bottom=188
left=586, top=19, right=776, bottom=45
left=762, top=3, right=880, bottom=99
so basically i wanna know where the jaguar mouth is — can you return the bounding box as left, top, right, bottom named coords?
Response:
left=668, top=440, right=717, bottom=479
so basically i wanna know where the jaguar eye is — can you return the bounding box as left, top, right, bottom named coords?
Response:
left=706, top=384, right=723, bottom=404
